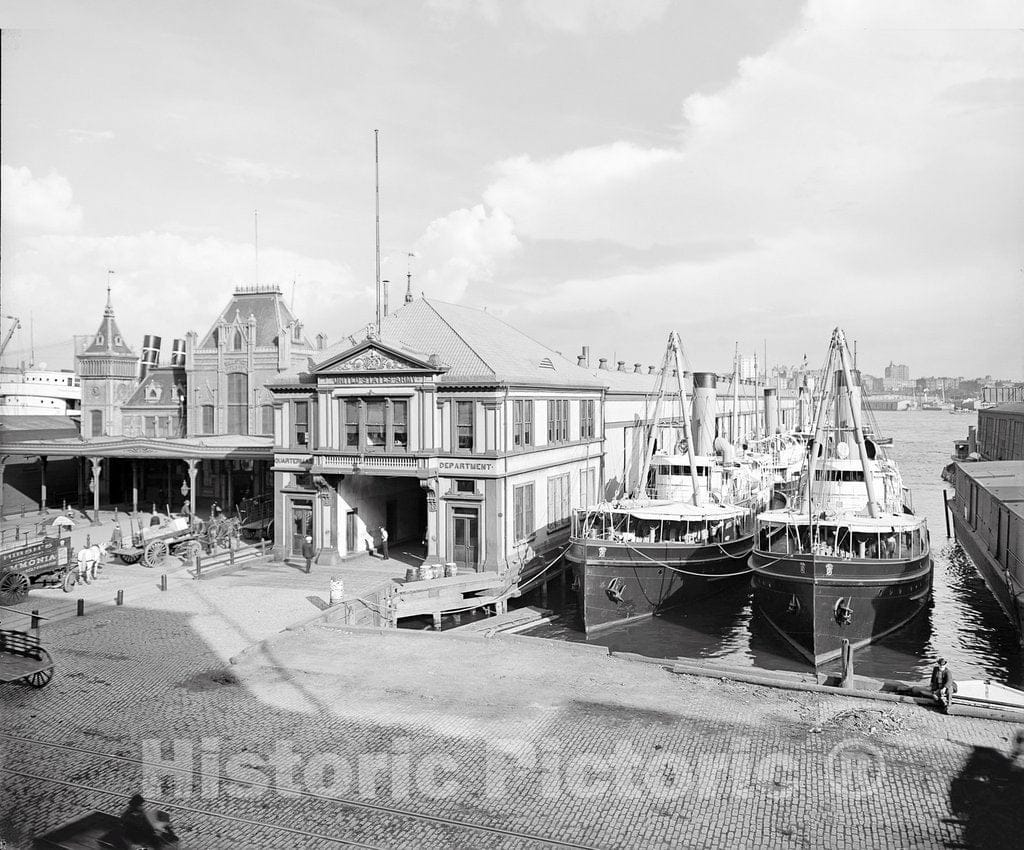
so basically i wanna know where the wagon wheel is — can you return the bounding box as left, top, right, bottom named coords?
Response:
left=25, top=650, right=54, bottom=688
left=119, top=551, right=141, bottom=565
left=62, top=571, right=77, bottom=593
left=0, top=572, right=31, bottom=604
left=142, top=540, right=168, bottom=568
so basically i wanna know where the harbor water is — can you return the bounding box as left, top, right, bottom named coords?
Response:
left=525, top=410, right=1024, bottom=687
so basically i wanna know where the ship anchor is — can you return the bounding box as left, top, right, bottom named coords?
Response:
left=606, top=577, right=626, bottom=604
left=834, top=597, right=854, bottom=626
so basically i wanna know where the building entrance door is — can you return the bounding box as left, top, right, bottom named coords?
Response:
left=346, top=509, right=358, bottom=555
left=291, top=499, right=313, bottom=557
left=452, top=507, right=479, bottom=572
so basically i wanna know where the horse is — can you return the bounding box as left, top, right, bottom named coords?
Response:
left=76, top=542, right=109, bottom=582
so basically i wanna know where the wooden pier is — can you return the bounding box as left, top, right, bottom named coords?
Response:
left=391, top=571, right=506, bottom=629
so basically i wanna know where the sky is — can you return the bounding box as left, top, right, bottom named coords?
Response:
left=1, top=0, right=1022, bottom=380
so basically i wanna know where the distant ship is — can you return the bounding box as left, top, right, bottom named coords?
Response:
left=749, top=328, right=932, bottom=666
left=567, top=332, right=771, bottom=634
left=0, top=366, right=82, bottom=418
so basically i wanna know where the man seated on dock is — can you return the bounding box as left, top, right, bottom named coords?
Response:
left=931, top=658, right=956, bottom=705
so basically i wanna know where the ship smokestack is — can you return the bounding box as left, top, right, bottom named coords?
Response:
left=141, top=334, right=162, bottom=378
left=690, top=372, right=717, bottom=456
left=764, top=387, right=780, bottom=435
left=834, top=368, right=862, bottom=454
left=170, top=338, right=186, bottom=367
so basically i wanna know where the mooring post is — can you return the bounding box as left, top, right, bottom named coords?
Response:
left=77, top=599, right=85, bottom=617
left=840, top=638, right=854, bottom=688
left=943, top=490, right=953, bottom=539
left=195, top=553, right=202, bottom=580
left=31, top=609, right=40, bottom=630
left=229, top=537, right=235, bottom=565
left=160, top=574, right=168, bottom=591
left=432, top=611, right=442, bottom=630
left=540, top=579, right=549, bottom=608
left=116, top=589, right=124, bottom=606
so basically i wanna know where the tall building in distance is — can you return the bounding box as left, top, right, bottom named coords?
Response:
left=883, top=361, right=914, bottom=392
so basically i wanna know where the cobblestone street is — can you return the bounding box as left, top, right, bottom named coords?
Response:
left=2, top=562, right=1023, bottom=850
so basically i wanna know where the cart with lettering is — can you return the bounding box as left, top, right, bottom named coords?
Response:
left=0, top=534, right=75, bottom=604
left=109, top=514, right=209, bottom=568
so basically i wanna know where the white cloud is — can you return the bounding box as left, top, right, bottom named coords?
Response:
left=61, top=128, right=116, bottom=143
left=437, top=0, right=1024, bottom=375
left=425, top=0, right=668, bottom=33
left=0, top=165, right=83, bottom=233
left=197, top=154, right=300, bottom=183
left=408, top=205, right=519, bottom=302
left=0, top=231, right=356, bottom=368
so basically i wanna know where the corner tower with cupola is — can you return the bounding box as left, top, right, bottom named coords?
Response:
left=76, top=287, right=141, bottom=438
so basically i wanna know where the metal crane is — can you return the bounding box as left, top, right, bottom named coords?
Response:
left=0, top=316, right=20, bottom=358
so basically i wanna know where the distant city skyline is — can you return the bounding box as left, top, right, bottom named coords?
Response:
left=2, top=1, right=1022, bottom=379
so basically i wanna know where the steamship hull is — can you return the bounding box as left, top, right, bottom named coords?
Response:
left=749, top=550, right=932, bottom=666
left=568, top=536, right=753, bottom=634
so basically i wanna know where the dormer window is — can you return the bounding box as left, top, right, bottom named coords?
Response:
left=115, top=336, right=122, bottom=345
left=233, top=329, right=244, bottom=351
left=96, top=334, right=104, bottom=345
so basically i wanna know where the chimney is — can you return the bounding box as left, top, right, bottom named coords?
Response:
left=316, top=332, right=327, bottom=351
left=581, top=345, right=590, bottom=367
left=691, top=372, right=718, bottom=456
left=577, top=354, right=587, bottom=366
left=633, top=363, right=642, bottom=373
left=617, top=361, right=626, bottom=372
left=648, top=366, right=656, bottom=374
left=598, top=358, right=609, bottom=370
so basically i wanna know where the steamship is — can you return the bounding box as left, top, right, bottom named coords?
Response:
left=568, top=332, right=772, bottom=634
left=748, top=328, right=932, bottom=666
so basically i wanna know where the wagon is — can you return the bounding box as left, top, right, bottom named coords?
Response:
left=0, top=627, right=55, bottom=688
left=110, top=515, right=209, bottom=568
left=0, top=534, right=75, bottom=604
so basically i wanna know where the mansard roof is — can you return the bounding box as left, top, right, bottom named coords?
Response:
left=197, top=285, right=315, bottom=350
left=80, top=287, right=137, bottom=358
left=123, top=366, right=186, bottom=408
left=314, top=298, right=602, bottom=389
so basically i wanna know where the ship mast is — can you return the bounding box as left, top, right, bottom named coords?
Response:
left=805, top=331, right=839, bottom=520
left=835, top=329, right=880, bottom=518
left=731, top=341, right=739, bottom=445
left=635, top=341, right=672, bottom=498
left=669, top=331, right=703, bottom=506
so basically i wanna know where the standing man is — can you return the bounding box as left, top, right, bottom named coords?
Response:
left=301, top=535, right=316, bottom=574
left=379, top=526, right=389, bottom=560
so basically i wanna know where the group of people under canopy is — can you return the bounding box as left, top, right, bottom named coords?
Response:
left=757, top=520, right=927, bottom=560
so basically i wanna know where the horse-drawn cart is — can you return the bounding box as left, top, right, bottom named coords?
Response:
left=0, top=535, right=75, bottom=604
left=110, top=515, right=208, bottom=568
left=0, top=627, right=55, bottom=688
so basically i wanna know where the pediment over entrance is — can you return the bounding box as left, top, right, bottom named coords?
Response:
left=313, top=340, right=445, bottom=376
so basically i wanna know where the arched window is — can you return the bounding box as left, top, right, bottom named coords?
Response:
left=233, top=329, right=244, bottom=351
left=227, top=372, right=249, bottom=435
left=90, top=410, right=103, bottom=436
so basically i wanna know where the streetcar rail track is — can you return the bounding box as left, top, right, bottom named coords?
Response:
left=1, top=732, right=603, bottom=850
